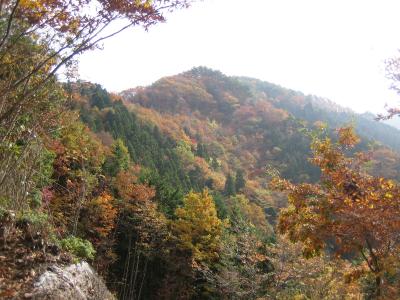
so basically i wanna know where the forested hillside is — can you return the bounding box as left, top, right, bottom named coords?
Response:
left=4, top=0, right=400, bottom=298
left=238, top=76, right=400, bottom=151
left=122, top=67, right=400, bottom=183
left=2, top=28, right=400, bottom=298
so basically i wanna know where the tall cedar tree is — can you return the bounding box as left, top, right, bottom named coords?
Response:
left=235, top=169, right=246, bottom=192
left=224, top=173, right=236, bottom=196
left=103, top=139, right=130, bottom=177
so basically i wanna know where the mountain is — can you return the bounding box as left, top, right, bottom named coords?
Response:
left=120, top=67, right=400, bottom=183
left=236, top=76, right=400, bottom=151
left=115, top=66, right=400, bottom=217
left=123, top=67, right=400, bottom=151
left=4, top=67, right=400, bottom=299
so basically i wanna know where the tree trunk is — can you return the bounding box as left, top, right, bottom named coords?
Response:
left=375, top=274, right=381, bottom=298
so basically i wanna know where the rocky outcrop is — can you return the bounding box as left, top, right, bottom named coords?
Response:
left=29, top=261, right=114, bottom=300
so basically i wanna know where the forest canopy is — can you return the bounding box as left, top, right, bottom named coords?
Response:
left=1, top=1, right=400, bottom=299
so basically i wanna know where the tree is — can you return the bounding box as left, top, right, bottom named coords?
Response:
left=83, top=192, right=118, bottom=275
left=113, top=172, right=168, bottom=300
left=235, top=169, right=246, bottom=192
left=377, top=54, right=400, bottom=119
left=103, top=139, right=130, bottom=177
left=49, top=118, right=105, bottom=234
left=0, top=0, right=192, bottom=213
left=172, top=189, right=225, bottom=264
left=216, top=226, right=272, bottom=299
left=84, top=192, right=117, bottom=239
left=268, top=236, right=361, bottom=299
left=216, top=194, right=273, bottom=299
left=0, top=28, right=64, bottom=209
left=224, top=173, right=236, bottom=196
left=226, top=194, right=273, bottom=236
left=196, top=142, right=209, bottom=160
left=0, top=0, right=192, bottom=129
left=270, top=126, right=400, bottom=298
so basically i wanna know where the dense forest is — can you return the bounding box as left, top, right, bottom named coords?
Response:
left=2, top=0, right=400, bottom=299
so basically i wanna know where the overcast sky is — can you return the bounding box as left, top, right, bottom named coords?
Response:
left=78, top=0, right=400, bottom=114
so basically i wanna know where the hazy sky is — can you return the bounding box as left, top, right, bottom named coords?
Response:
left=78, top=0, right=400, bottom=114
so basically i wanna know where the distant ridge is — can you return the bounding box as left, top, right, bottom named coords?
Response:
left=122, top=67, right=400, bottom=152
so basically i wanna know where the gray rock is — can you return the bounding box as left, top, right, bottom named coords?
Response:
left=31, top=261, right=114, bottom=300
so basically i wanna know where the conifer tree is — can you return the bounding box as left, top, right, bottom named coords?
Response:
left=224, top=174, right=236, bottom=196
left=235, top=169, right=246, bottom=192
left=103, top=139, right=130, bottom=177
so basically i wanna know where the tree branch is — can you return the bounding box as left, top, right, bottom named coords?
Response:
left=0, top=0, right=20, bottom=49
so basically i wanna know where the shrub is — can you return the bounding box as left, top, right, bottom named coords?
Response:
left=61, top=236, right=96, bottom=260
left=17, top=210, right=49, bottom=232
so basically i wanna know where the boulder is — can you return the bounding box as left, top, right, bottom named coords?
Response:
left=30, top=261, right=114, bottom=300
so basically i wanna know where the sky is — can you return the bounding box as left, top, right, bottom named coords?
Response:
left=78, top=0, right=400, bottom=114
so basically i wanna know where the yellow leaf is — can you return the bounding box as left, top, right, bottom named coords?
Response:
left=385, top=193, right=393, bottom=199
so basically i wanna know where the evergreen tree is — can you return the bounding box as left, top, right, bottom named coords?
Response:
left=211, top=157, right=220, bottom=170
left=196, top=143, right=207, bottom=158
left=103, top=139, right=130, bottom=176
left=235, top=169, right=246, bottom=192
left=224, top=173, right=236, bottom=196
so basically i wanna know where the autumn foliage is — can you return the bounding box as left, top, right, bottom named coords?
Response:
left=271, top=126, right=400, bottom=297
left=172, top=189, right=225, bottom=263
left=3, top=6, right=400, bottom=296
